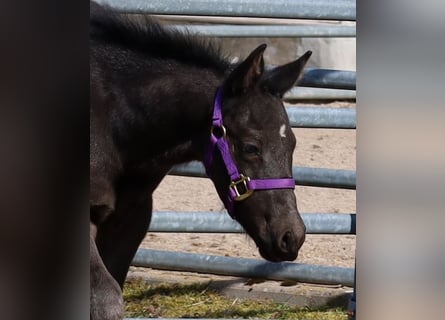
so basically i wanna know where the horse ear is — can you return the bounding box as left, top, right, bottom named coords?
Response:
left=225, top=44, right=267, bottom=95
left=262, top=50, right=312, bottom=98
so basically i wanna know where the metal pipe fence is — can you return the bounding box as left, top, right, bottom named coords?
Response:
left=169, top=162, right=356, bottom=189
left=262, top=68, right=356, bottom=91
left=97, top=0, right=356, bottom=21
left=170, top=24, right=356, bottom=37
left=133, top=249, right=355, bottom=287
left=285, top=106, right=356, bottom=128
left=285, top=87, right=356, bottom=100
left=299, top=68, right=356, bottom=90
left=149, top=211, right=356, bottom=234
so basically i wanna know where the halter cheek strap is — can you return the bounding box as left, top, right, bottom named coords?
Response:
left=203, top=87, right=295, bottom=218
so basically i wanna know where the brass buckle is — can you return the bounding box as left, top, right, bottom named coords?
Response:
left=230, top=174, right=254, bottom=201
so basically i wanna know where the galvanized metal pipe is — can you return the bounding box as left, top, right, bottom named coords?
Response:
left=169, top=162, right=356, bottom=189
left=284, top=87, right=356, bottom=100
left=132, top=249, right=355, bottom=287
left=292, top=166, right=355, bottom=189
left=299, top=68, right=356, bottom=90
left=97, top=0, right=356, bottom=21
left=284, top=106, right=356, bottom=128
left=156, top=14, right=356, bottom=26
left=149, top=211, right=356, bottom=234
left=171, top=24, right=356, bottom=38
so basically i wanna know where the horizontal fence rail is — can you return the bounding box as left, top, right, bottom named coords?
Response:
left=97, top=0, right=356, bottom=21
left=149, top=212, right=356, bottom=234
left=292, top=166, right=355, bottom=189
left=171, top=24, right=356, bottom=37
left=298, top=68, right=356, bottom=90
left=157, top=14, right=355, bottom=25
left=169, top=162, right=356, bottom=189
left=284, top=106, right=356, bottom=128
left=265, top=68, right=356, bottom=91
left=132, top=249, right=355, bottom=287
left=285, top=87, right=356, bottom=100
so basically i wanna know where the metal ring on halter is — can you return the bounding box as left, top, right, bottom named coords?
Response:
left=210, top=124, right=227, bottom=138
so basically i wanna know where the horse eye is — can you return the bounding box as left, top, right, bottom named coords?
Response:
left=242, top=144, right=259, bottom=155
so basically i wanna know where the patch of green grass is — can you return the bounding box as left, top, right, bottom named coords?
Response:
left=124, top=277, right=347, bottom=319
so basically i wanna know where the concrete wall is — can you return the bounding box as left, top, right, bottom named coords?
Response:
left=219, top=37, right=355, bottom=71
left=158, top=16, right=356, bottom=71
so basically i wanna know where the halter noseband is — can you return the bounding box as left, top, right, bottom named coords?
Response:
left=203, top=87, right=296, bottom=218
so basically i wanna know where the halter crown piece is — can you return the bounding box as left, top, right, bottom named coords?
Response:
left=203, top=87, right=296, bottom=218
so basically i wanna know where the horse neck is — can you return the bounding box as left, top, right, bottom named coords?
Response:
left=117, top=65, right=225, bottom=169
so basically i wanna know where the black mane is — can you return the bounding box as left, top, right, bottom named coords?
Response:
left=90, top=2, right=230, bottom=73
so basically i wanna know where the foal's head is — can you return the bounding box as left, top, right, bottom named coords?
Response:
left=207, top=45, right=311, bottom=262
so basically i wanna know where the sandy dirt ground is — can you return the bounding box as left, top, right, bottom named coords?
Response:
left=130, top=102, right=356, bottom=291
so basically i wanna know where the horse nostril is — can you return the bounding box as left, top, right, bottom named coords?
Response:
left=280, top=231, right=295, bottom=253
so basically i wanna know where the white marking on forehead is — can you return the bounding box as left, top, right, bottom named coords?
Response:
left=279, top=124, right=287, bottom=138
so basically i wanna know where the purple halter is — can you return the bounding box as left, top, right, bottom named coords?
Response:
left=203, top=87, right=296, bottom=218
